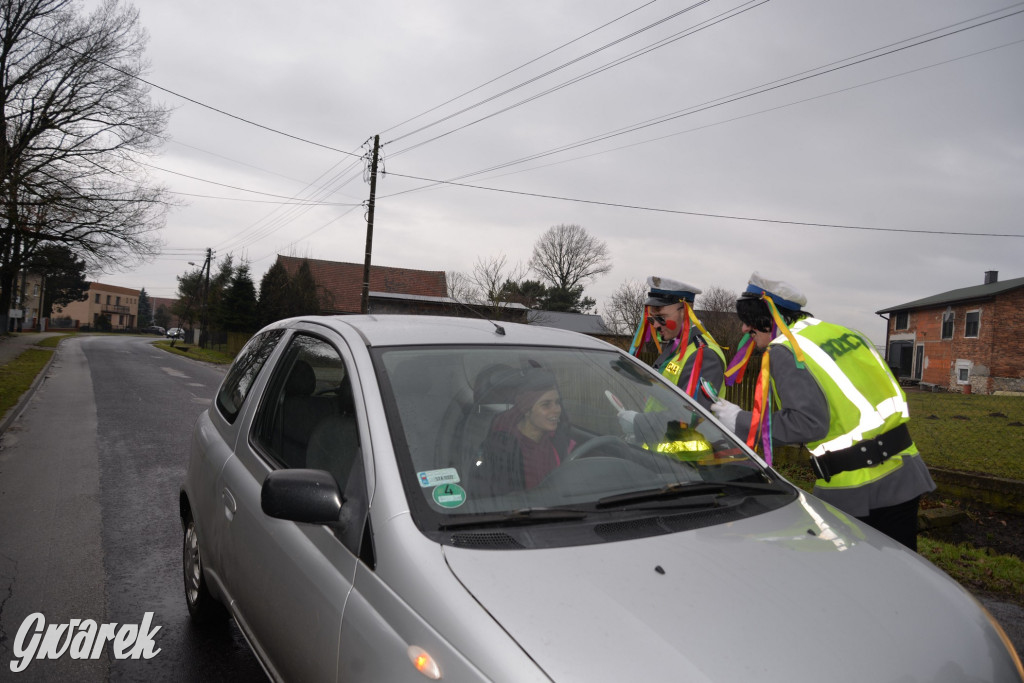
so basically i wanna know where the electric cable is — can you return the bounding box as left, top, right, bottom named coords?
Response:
left=380, top=0, right=660, bottom=136
left=384, top=171, right=1024, bottom=238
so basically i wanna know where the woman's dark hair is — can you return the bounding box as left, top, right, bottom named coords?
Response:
left=736, top=294, right=810, bottom=332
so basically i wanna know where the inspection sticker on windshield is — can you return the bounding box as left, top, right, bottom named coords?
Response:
left=432, top=483, right=467, bottom=509
left=418, top=468, right=461, bottom=488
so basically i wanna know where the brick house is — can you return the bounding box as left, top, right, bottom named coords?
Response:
left=275, top=256, right=529, bottom=322
left=876, top=271, right=1024, bottom=394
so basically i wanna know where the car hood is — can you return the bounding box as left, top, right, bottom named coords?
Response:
left=443, top=493, right=1016, bottom=683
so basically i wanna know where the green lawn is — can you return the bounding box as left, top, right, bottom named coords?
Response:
left=908, top=392, right=1024, bottom=480
left=0, top=348, right=54, bottom=418
left=152, top=340, right=235, bottom=364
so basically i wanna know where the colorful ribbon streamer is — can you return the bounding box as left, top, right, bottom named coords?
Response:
left=745, top=349, right=775, bottom=465
left=628, top=305, right=662, bottom=356
left=724, top=332, right=754, bottom=387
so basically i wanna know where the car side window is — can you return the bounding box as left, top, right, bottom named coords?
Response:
left=215, top=329, right=284, bottom=424
left=253, top=334, right=362, bottom=477
left=252, top=334, right=367, bottom=553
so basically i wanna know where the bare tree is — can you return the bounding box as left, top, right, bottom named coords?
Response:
left=529, top=224, right=612, bottom=294
left=1, top=0, right=171, bottom=332
left=445, top=270, right=476, bottom=303
left=602, top=278, right=646, bottom=335
left=448, top=255, right=532, bottom=320
left=695, top=285, right=743, bottom=355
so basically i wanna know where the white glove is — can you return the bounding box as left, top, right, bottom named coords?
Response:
left=617, top=410, right=639, bottom=433
left=710, top=399, right=741, bottom=433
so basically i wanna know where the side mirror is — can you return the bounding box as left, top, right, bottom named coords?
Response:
left=261, top=469, right=343, bottom=524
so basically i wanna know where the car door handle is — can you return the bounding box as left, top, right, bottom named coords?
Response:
left=222, top=487, right=237, bottom=521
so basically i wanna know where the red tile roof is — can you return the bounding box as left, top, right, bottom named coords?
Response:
left=276, top=255, right=447, bottom=314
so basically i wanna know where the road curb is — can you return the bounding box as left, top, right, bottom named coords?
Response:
left=0, top=339, right=64, bottom=437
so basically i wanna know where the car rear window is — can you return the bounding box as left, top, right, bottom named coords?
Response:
left=216, top=329, right=285, bottom=423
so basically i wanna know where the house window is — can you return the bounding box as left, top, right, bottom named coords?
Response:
left=964, top=310, right=980, bottom=338
left=116, top=296, right=121, bottom=306
left=94, top=293, right=100, bottom=304
left=941, top=310, right=954, bottom=339
left=106, top=295, right=111, bottom=305
left=894, top=311, right=909, bottom=330
left=955, top=359, right=971, bottom=384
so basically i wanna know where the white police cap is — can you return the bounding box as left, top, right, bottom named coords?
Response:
left=742, top=272, right=807, bottom=311
left=645, top=276, right=701, bottom=306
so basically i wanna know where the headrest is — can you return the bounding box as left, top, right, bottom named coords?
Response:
left=285, top=359, right=316, bottom=396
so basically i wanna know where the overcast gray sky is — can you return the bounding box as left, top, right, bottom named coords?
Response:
left=98, top=0, right=1024, bottom=344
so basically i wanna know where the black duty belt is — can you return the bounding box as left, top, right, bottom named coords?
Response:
left=810, top=423, right=913, bottom=483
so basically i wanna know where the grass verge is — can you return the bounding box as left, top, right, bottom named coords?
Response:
left=0, top=348, right=55, bottom=418
left=919, top=538, right=1024, bottom=605
left=35, top=333, right=75, bottom=348
left=153, top=340, right=234, bottom=364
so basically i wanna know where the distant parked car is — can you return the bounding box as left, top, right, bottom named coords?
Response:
left=179, top=315, right=1024, bottom=683
left=142, top=325, right=165, bottom=335
left=166, top=327, right=185, bottom=339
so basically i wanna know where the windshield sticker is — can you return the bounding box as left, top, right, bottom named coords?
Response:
left=432, top=483, right=466, bottom=509
left=418, top=468, right=460, bottom=488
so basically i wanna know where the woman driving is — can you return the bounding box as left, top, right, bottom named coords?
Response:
left=470, top=368, right=574, bottom=495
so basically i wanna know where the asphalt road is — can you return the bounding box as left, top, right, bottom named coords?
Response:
left=0, top=335, right=265, bottom=681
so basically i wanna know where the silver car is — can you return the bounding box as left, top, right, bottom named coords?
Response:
left=180, top=315, right=1023, bottom=682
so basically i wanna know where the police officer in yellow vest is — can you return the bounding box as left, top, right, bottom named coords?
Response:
left=710, top=272, right=935, bottom=550
left=644, top=276, right=726, bottom=410
left=617, top=277, right=725, bottom=460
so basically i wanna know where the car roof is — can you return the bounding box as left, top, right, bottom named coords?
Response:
left=283, top=314, right=616, bottom=350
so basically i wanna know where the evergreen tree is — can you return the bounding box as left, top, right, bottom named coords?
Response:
left=172, top=267, right=204, bottom=329
left=543, top=286, right=596, bottom=313
left=27, top=244, right=89, bottom=318
left=291, top=260, right=321, bottom=315
left=258, top=261, right=292, bottom=326
left=137, top=288, right=152, bottom=327
left=154, top=304, right=171, bottom=329
left=221, top=265, right=259, bottom=332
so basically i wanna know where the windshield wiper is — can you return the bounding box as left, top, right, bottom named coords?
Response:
left=596, top=480, right=792, bottom=510
left=437, top=507, right=589, bottom=530
left=596, top=482, right=726, bottom=510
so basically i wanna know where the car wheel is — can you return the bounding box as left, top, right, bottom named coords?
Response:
left=183, top=511, right=227, bottom=624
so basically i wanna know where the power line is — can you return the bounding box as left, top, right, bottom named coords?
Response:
left=469, top=37, right=1024, bottom=184
left=380, top=0, right=660, bottom=136
left=386, top=0, right=766, bottom=155
left=140, top=161, right=362, bottom=204
left=383, top=171, right=1024, bottom=238
left=388, top=4, right=1024, bottom=185
left=23, top=25, right=363, bottom=157
left=166, top=190, right=360, bottom=206
left=385, top=0, right=712, bottom=145
left=213, top=156, right=366, bottom=253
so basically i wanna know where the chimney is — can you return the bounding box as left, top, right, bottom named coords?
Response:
left=984, top=271, right=998, bottom=285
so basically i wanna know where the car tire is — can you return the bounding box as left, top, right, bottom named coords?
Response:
left=183, top=511, right=228, bottom=624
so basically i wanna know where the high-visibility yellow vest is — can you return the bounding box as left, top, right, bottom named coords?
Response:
left=658, top=334, right=726, bottom=396
left=772, top=318, right=917, bottom=490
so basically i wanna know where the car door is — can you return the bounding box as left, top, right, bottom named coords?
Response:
left=217, top=328, right=371, bottom=682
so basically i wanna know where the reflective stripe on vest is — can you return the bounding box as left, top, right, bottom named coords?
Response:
left=772, top=318, right=910, bottom=457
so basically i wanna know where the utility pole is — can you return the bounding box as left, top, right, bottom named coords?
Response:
left=199, top=248, right=212, bottom=348
left=360, top=135, right=380, bottom=315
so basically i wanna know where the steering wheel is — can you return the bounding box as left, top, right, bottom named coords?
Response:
left=566, top=435, right=625, bottom=461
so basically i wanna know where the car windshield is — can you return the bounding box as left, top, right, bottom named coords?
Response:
left=374, top=344, right=795, bottom=548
